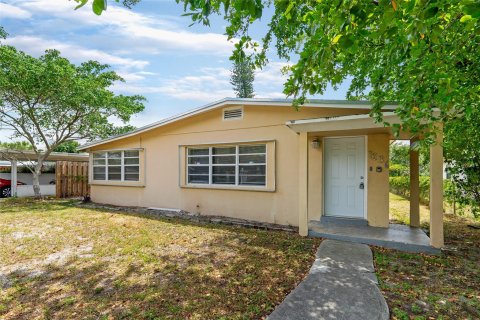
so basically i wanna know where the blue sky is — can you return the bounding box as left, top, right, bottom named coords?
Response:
left=0, top=0, right=350, bottom=138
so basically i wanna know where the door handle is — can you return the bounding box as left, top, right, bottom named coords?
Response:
left=359, top=182, right=364, bottom=190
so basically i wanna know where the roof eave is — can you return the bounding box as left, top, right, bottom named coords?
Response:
left=78, top=98, right=398, bottom=151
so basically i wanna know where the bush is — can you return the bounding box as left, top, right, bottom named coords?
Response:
left=389, top=164, right=409, bottom=177
left=389, top=176, right=454, bottom=206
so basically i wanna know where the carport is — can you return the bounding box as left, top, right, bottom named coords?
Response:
left=0, top=149, right=88, bottom=197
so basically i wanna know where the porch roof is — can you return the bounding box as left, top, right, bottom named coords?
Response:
left=0, top=149, right=89, bottom=162
left=285, top=112, right=401, bottom=133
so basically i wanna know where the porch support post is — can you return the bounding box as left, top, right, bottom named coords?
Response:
left=11, top=160, right=17, bottom=197
left=298, top=132, right=308, bottom=236
left=429, top=126, right=444, bottom=248
left=409, top=139, right=420, bottom=227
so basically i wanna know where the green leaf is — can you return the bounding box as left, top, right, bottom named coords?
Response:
left=332, top=34, right=342, bottom=44
left=74, top=0, right=89, bottom=10
left=92, top=0, right=106, bottom=15
left=284, top=2, right=295, bottom=20
left=424, top=6, right=439, bottom=19
left=460, top=15, right=473, bottom=23
left=338, top=35, right=353, bottom=49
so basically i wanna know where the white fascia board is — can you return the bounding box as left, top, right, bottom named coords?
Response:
left=286, top=112, right=400, bottom=133
left=286, top=110, right=441, bottom=133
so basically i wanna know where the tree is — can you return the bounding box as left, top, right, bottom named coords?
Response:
left=0, top=140, right=85, bottom=153
left=444, top=108, right=480, bottom=218
left=230, top=59, right=255, bottom=98
left=390, top=142, right=430, bottom=176
left=80, top=1, right=479, bottom=141
left=0, top=141, right=33, bottom=151
left=52, top=141, right=81, bottom=153
left=0, top=43, right=145, bottom=198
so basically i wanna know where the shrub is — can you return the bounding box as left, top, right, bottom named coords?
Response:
left=389, top=164, right=409, bottom=177
left=389, top=176, right=454, bottom=206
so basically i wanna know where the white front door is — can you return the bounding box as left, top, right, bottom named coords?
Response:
left=324, top=136, right=365, bottom=218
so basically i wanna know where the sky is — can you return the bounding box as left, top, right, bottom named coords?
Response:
left=0, top=0, right=350, bottom=141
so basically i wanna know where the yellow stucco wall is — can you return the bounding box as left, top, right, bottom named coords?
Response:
left=87, top=104, right=391, bottom=227
left=366, top=134, right=390, bottom=227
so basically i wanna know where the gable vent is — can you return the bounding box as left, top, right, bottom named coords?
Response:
left=223, top=107, right=243, bottom=120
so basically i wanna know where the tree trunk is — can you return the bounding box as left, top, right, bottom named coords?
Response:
left=32, top=160, right=44, bottom=199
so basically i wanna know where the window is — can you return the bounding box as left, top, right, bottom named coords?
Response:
left=187, top=144, right=266, bottom=186
left=93, top=150, right=140, bottom=181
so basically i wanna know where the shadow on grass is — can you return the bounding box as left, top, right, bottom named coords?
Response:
left=1, top=200, right=319, bottom=320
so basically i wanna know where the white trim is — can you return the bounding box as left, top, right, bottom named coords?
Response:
left=364, top=135, right=368, bottom=220
left=286, top=110, right=441, bottom=133
left=186, top=143, right=267, bottom=188
left=91, top=149, right=141, bottom=183
left=322, top=135, right=367, bottom=220
left=11, top=160, right=17, bottom=197
left=78, top=98, right=398, bottom=150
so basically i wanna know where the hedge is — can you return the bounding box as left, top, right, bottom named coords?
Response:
left=389, top=176, right=453, bottom=205
left=389, top=164, right=409, bottom=177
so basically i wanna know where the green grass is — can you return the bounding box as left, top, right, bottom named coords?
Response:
left=0, top=198, right=320, bottom=319
left=375, top=193, right=480, bottom=319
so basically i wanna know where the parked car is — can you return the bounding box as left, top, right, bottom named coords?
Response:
left=0, top=178, right=26, bottom=198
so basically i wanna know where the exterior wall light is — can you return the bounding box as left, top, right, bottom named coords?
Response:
left=311, top=137, right=321, bottom=149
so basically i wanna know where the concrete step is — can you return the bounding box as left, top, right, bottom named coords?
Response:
left=308, top=226, right=440, bottom=254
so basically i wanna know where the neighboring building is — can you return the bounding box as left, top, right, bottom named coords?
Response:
left=79, top=98, right=445, bottom=249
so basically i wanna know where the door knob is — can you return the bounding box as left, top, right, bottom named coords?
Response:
left=359, top=182, right=364, bottom=189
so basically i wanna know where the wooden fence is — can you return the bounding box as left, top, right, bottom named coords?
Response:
left=55, top=161, right=89, bottom=198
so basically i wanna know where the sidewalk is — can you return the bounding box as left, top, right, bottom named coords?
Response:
left=268, top=240, right=389, bottom=320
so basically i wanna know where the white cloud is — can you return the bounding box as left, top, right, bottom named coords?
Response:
left=0, top=3, right=32, bottom=19
left=115, top=71, right=157, bottom=82
left=113, top=63, right=290, bottom=101
left=255, top=62, right=292, bottom=86
left=5, top=36, right=149, bottom=69
left=14, top=0, right=235, bottom=56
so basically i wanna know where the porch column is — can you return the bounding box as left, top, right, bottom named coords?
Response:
left=409, top=140, right=420, bottom=227
left=298, top=132, right=308, bottom=236
left=429, top=127, right=444, bottom=248
left=11, top=160, right=17, bottom=197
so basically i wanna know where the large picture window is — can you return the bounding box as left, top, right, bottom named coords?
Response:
left=187, top=144, right=266, bottom=186
left=93, top=150, right=140, bottom=181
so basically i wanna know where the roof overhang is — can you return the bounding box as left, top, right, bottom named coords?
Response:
left=286, top=110, right=440, bottom=137
left=286, top=112, right=401, bottom=133
left=78, top=98, right=398, bottom=151
left=0, top=149, right=89, bottom=162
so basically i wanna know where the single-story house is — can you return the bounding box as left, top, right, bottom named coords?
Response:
left=79, top=98, right=444, bottom=250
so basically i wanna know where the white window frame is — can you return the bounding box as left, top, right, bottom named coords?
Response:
left=93, top=150, right=140, bottom=182
left=187, top=144, right=267, bottom=187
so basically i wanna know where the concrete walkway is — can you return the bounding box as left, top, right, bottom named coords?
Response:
left=268, top=240, right=389, bottom=320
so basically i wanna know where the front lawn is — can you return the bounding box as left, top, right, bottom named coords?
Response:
left=0, top=199, right=320, bottom=319
left=375, top=194, right=480, bottom=319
